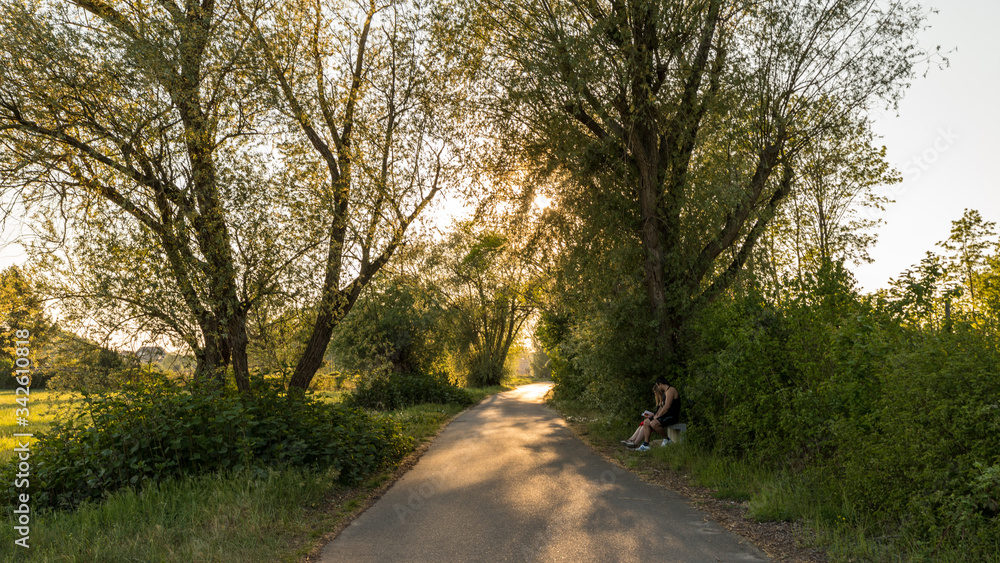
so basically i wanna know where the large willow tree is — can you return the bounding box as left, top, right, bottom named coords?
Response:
left=461, top=0, right=929, bottom=370
left=0, top=0, right=463, bottom=390
left=236, top=0, right=466, bottom=390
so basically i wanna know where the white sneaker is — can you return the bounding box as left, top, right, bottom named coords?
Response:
left=660, top=439, right=671, bottom=447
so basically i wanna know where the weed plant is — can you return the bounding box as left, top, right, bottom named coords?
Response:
left=344, top=370, right=474, bottom=411
left=0, top=375, right=410, bottom=511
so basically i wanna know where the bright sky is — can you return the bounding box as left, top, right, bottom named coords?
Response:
left=0, top=200, right=26, bottom=270
left=2, top=1, right=995, bottom=296
left=854, top=1, right=1000, bottom=292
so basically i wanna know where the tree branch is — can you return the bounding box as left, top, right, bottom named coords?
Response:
left=698, top=161, right=795, bottom=305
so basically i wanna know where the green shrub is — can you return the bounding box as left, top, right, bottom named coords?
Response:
left=535, top=291, right=662, bottom=417
left=833, top=325, right=1000, bottom=536
left=331, top=277, right=449, bottom=375
left=681, top=282, right=1000, bottom=558
left=0, top=376, right=410, bottom=511
left=0, top=359, right=56, bottom=389
left=461, top=350, right=509, bottom=387
left=344, top=370, right=474, bottom=411
left=543, top=254, right=1000, bottom=557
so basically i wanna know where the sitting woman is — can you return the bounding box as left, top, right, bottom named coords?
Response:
left=621, top=384, right=665, bottom=447
left=632, top=377, right=681, bottom=451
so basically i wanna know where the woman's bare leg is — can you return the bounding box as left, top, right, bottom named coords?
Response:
left=627, top=424, right=644, bottom=443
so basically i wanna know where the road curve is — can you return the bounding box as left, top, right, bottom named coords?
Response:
left=318, top=383, right=769, bottom=562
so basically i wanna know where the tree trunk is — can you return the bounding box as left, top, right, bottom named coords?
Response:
left=287, top=310, right=337, bottom=391
left=637, top=165, right=672, bottom=367
left=194, top=320, right=228, bottom=386
left=288, top=214, right=350, bottom=391
left=229, top=309, right=251, bottom=392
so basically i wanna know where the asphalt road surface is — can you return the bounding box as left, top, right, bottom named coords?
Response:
left=318, top=383, right=769, bottom=563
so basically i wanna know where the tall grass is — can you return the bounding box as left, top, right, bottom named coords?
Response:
left=1, top=391, right=83, bottom=458
left=1, top=467, right=342, bottom=562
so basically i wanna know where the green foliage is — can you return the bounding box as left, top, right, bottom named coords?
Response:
left=0, top=376, right=410, bottom=511
left=247, top=307, right=313, bottom=376
left=0, top=384, right=498, bottom=562
left=759, top=117, right=900, bottom=284
left=884, top=251, right=957, bottom=329
left=35, top=330, right=144, bottom=391
left=0, top=265, right=55, bottom=388
left=834, top=325, right=1000, bottom=544
left=908, top=462, right=1000, bottom=555
left=344, top=370, right=475, bottom=411
left=684, top=271, right=1000, bottom=558
left=938, top=208, right=998, bottom=318
left=529, top=346, right=552, bottom=379
left=535, top=278, right=662, bottom=418
left=465, top=0, right=928, bottom=372
left=882, top=209, right=1000, bottom=332
left=1, top=0, right=461, bottom=393
left=438, top=220, right=541, bottom=387
left=0, top=265, right=155, bottom=391
left=0, top=466, right=345, bottom=563
left=534, top=310, right=587, bottom=397
left=331, top=275, right=449, bottom=376
left=461, top=351, right=509, bottom=388
left=682, top=264, right=875, bottom=462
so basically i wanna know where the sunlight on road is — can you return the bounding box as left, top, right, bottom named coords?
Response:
left=506, top=382, right=553, bottom=403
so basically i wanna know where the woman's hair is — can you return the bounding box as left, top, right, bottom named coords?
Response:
left=652, top=385, right=665, bottom=407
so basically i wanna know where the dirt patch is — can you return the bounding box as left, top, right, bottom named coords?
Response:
left=563, top=420, right=829, bottom=563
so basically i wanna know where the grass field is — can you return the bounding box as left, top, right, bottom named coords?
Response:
left=1, top=390, right=84, bottom=459
left=0, top=383, right=509, bottom=561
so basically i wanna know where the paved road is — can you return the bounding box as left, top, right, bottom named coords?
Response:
left=319, top=383, right=769, bottom=562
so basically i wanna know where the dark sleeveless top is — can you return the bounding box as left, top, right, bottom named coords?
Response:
left=660, top=387, right=681, bottom=421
